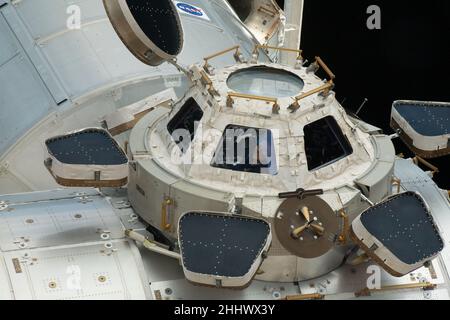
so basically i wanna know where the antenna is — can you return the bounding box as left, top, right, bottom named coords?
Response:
left=356, top=98, right=369, bottom=115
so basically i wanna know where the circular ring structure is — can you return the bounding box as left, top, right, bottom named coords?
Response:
left=103, top=0, right=184, bottom=66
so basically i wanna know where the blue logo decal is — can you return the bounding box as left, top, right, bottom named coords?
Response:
left=177, top=3, right=204, bottom=17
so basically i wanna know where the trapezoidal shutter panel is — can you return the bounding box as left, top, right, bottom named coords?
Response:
left=45, top=128, right=129, bottom=188
left=350, top=191, right=444, bottom=277
left=390, top=100, right=450, bottom=158
left=178, top=212, right=272, bottom=288
left=103, top=0, right=184, bottom=66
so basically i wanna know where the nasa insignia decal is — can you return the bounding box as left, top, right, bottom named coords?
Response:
left=174, top=1, right=211, bottom=21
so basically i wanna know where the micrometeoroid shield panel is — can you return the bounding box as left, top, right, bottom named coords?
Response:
left=391, top=100, right=450, bottom=158
left=351, top=191, right=444, bottom=277
left=393, top=102, right=450, bottom=136
left=178, top=212, right=271, bottom=288
left=46, top=129, right=128, bottom=165
left=45, top=128, right=128, bottom=188
left=103, top=0, right=184, bottom=66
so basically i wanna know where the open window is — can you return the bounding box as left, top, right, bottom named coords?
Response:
left=103, top=0, right=184, bottom=66
left=167, top=98, right=204, bottom=153
left=211, top=124, right=277, bottom=175
left=304, top=116, right=353, bottom=171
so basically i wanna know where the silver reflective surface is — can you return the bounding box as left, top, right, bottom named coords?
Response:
left=227, top=66, right=304, bottom=98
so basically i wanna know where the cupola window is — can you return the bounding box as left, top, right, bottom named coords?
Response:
left=167, top=98, right=204, bottom=153
left=304, top=116, right=353, bottom=171
left=211, top=124, right=278, bottom=175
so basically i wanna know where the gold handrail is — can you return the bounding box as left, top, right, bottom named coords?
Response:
left=392, top=177, right=402, bottom=194
left=199, top=70, right=213, bottom=86
left=203, top=45, right=241, bottom=73
left=289, top=81, right=334, bottom=111
left=258, top=5, right=278, bottom=17
left=265, top=20, right=281, bottom=41
left=355, top=282, right=436, bottom=297
left=228, top=92, right=278, bottom=104
left=413, top=156, right=440, bottom=176
left=253, top=44, right=303, bottom=60
left=295, top=82, right=334, bottom=101
left=161, top=197, right=173, bottom=231
left=315, top=56, right=336, bottom=80
left=338, top=210, right=349, bottom=244
left=227, top=92, right=280, bottom=113
left=283, top=293, right=325, bottom=300
left=199, top=70, right=218, bottom=96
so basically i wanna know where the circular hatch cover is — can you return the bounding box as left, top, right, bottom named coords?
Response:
left=275, top=196, right=340, bottom=259
left=103, top=0, right=184, bottom=66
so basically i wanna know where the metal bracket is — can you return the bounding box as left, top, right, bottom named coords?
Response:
left=230, top=196, right=243, bottom=215
left=278, top=188, right=324, bottom=200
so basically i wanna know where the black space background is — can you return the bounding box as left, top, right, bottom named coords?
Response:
left=276, top=0, right=450, bottom=189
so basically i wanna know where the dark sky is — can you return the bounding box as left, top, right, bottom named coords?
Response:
left=286, top=0, right=450, bottom=188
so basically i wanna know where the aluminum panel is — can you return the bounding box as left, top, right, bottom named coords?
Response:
left=0, top=51, right=54, bottom=154
left=0, top=254, right=14, bottom=300
left=0, top=15, right=17, bottom=63
left=1, top=5, right=68, bottom=104
left=81, top=21, right=157, bottom=79
left=0, top=191, right=124, bottom=251
left=15, top=0, right=105, bottom=40
left=40, top=28, right=113, bottom=97
left=151, top=278, right=299, bottom=300
left=3, top=240, right=149, bottom=300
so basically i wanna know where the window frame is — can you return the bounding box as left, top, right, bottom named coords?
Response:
left=303, top=116, right=353, bottom=171
left=210, top=124, right=278, bottom=175
left=167, top=97, right=204, bottom=154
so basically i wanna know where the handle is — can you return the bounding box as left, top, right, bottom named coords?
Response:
left=279, top=188, right=324, bottom=200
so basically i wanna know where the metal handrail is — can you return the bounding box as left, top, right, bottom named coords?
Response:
left=355, top=282, right=436, bottom=297
left=199, top=70, right=213, bottom=86
left=338, top=210, right=349, bottom=244
left=315, top=56, right=336, bottom=80
left=161, top=197, right=173, bottom=231
left=227, top=92, right=280, bottom=113
left=199, top=70, right=219, bottom=96
left=283, top=293, right=325, bottom=300
left=392, top=178, right=402, bottom=194
left=228, top=92, right=277, bottom=104
left=413, top=156, right=440, bottom=176
left=203, top=45, right=241, bottom=73
left=258, top=5, right=278, bottom=17
left=294, top=82, right=334, bottom=102
left=287, top=56, right=336, bottom=111
left=253, top=44, right=303, bottom=60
